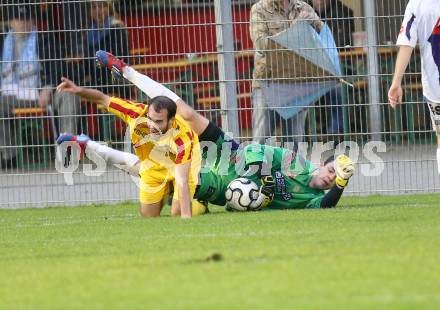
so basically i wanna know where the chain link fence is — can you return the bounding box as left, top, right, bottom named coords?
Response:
left=0, top=0, right=438, bottom=208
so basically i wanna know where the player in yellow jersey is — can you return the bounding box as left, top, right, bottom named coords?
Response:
left=56, top=77, right=200, bottom=218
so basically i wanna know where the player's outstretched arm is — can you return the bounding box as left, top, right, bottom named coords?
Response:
left=56, top=77, right=110, bottom=108
left=321, top=155, right=355, bottom=208
left=388, top=45, right=414, bottom=108
left=320, top=186, right=344, bottom=209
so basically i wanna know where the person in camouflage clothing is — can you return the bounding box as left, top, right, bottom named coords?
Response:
left=250, top=0, right=323, bottom=144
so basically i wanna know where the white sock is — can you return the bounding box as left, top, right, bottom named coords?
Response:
left=437, top=148, right=440, bottom=175
left=86, top=140, right=139, bottom=168
left=123, top=66, right=181, bottom=103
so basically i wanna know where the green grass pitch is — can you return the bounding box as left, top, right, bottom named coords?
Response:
left=1, top=194, right=440, bottom=309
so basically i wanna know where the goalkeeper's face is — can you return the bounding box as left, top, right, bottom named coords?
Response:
left=312, top=162, right=337, bottom=190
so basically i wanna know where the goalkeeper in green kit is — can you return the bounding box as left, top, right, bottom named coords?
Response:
left=196, top=142, right=354, bottom=209
left=58, top=50, right=355, bottom=211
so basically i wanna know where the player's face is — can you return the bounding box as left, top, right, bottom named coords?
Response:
left=9, top=18, right=33, bottom=34
left=313, top=162, right=336, bottom=190
left=145, top=106, right=172, bottom=136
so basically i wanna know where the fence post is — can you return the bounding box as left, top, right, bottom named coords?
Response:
left=214, top=0, right=240, bottom=141
left=364, top=0, right=382, bottom=142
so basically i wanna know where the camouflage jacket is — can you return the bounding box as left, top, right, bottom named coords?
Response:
left=250, top=0, right=323, bottom=90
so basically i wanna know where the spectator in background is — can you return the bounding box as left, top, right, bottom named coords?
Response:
left=37, top=0, right=130, bottom=138
left=311, top=0, right=354, bottom=49
left=311, top=0, right=354, bottom=135
left=250, top=0, right=323, bottom=144
left=36, top=2, right=79, bottom=137
left=85, top=0, right=129, bottom=97
left=0, top=4, right=62, bottom=168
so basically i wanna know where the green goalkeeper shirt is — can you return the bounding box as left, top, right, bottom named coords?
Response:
left=241, top=144, right=325, bottom=209
left=195, top=143, right=325, bottom=209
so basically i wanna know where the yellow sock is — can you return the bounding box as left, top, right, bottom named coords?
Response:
left=192, top=200, right=208, bottom=216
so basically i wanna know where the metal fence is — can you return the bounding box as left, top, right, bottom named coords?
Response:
left=0, top=0, right=438, bottom=208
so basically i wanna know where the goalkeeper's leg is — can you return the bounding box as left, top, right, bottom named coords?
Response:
left=95, top=50, right=209, bottom=135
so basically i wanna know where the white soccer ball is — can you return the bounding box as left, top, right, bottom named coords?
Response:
left=225, top=178, right=260, bottom=212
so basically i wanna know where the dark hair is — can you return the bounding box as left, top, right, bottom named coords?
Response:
left=7, top=4, right=35, bottom=21
left=149, top=96, right=177, bottom=120
left=89, top=0, right=115, bottom=15
left=324, top=155, right=335, bottom=165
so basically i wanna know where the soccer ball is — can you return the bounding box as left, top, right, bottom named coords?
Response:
left=225, top=178, right=260, bottom=212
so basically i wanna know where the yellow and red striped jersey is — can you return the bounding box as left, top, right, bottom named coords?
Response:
left=107, top=97, right=198, bottom=167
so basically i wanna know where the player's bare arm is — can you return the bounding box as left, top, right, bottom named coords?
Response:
left=388, top=46, right=414, bottom=107
left=56, top=77, right=110, bottom=108
left=173, top=161, right=192, bottom=218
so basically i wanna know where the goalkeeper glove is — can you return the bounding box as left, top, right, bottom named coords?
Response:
left=335, top=154, right=355, bottom=188
left=253, top=175, right=275, bottom=210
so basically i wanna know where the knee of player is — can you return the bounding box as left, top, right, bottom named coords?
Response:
left=139, top=204, right=161, bottom=217
left=139, top=208, right=153, bottom=217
